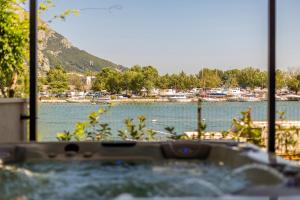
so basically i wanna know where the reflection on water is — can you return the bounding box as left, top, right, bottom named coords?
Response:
left=0, top=161, right=248, bottom=200
left=38, top=102, right=300, bottom=141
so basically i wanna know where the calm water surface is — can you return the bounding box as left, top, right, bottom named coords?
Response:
left=38, top=102, right=300, bottom=141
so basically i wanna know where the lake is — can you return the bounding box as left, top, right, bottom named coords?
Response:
left=38, top=101, right=300, bottom=141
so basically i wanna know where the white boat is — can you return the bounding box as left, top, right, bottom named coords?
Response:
left=286, top=94, right=300, bottom=101
left=206, top=88, right=227, bottom=98
left=201, top=97, right=225, bottom=102
left=244, top=96, right=261, bottom=102
left=227, top=88, right=242, bottom=96
left=168, top=94, right=192, bottom=102
left=66, top=97, right=91, bottom=103
left=276, top=95, right=288, bottom=101
left=235, top=93, right=260, bottom=102
left=92, top=97, right=111, bottom=104
left=226, top=95, right=260, bottom=102
left=237, top=96, right=260, bottom=102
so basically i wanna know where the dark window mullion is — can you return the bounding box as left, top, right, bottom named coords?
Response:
left=268, top=0, right=276, bottom=153
left=29, top=0, right=38, bottom=141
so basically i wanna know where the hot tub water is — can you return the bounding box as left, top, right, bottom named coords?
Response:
left=0, top=161, right=249, bottom=200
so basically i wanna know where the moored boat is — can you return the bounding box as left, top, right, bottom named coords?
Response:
left=66, top=97, right=91, bottom=103
left=286, top=94, right=300, bottom=101
left=242, top=96, right=261, bottom=102
left=201, top=97, right=226, bottom=102
left=91, top=96, right=111, bottom=104
left=276, top=95, right=288, bottom=101
left=168, top=93, right=192, bottom=102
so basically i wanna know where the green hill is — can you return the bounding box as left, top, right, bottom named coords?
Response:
left=41, top=30, right=124, bottom=73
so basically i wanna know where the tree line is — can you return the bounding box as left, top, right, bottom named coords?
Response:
left=41, top=65, right=300, bottom=95
left=92, top=66, right=300, bottom=94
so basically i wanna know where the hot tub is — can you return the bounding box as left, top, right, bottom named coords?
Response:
left=1, top=141, right=300, bottom=199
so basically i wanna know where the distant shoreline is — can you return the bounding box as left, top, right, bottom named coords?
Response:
left=40, top=98, right=177, bottom=103
left=38, top=98, right=299, bottom=104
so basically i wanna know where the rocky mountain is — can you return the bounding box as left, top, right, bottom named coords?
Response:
left=38, top=25, right=124, bottom=74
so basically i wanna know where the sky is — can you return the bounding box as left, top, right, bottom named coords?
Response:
left=38, top=0, right=300, bottom=74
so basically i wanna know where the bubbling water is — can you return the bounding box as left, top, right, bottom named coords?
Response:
left=0, top=161, right=249, bottom=200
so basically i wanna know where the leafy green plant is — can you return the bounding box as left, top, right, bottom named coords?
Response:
left=277, top=111, right=286, bottom=120
left=276, top=125, right=299, bottom=155
left=72, top=121, right=89, bottom=141
left=227, top=108, right=263, bottom=145
left=221, top=130, right=230, bottom=139
left=56, top=131, right=72, bottom=141
left=222, top=109, right=300, bottom=156
left=196, top=120, right=207, bottom=140
left=164, top=126, right=188, bottom=140
left=118, top=118, right=139, bottom=140
left=275, top=112, right=300, bottom=155
left=118, top=115, right=157, bottom=141
left=0, top=0, right=29, bottom=97
left=56, top=107, right=112, bottom=141
left=96, top=123, right=112, bottom=141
